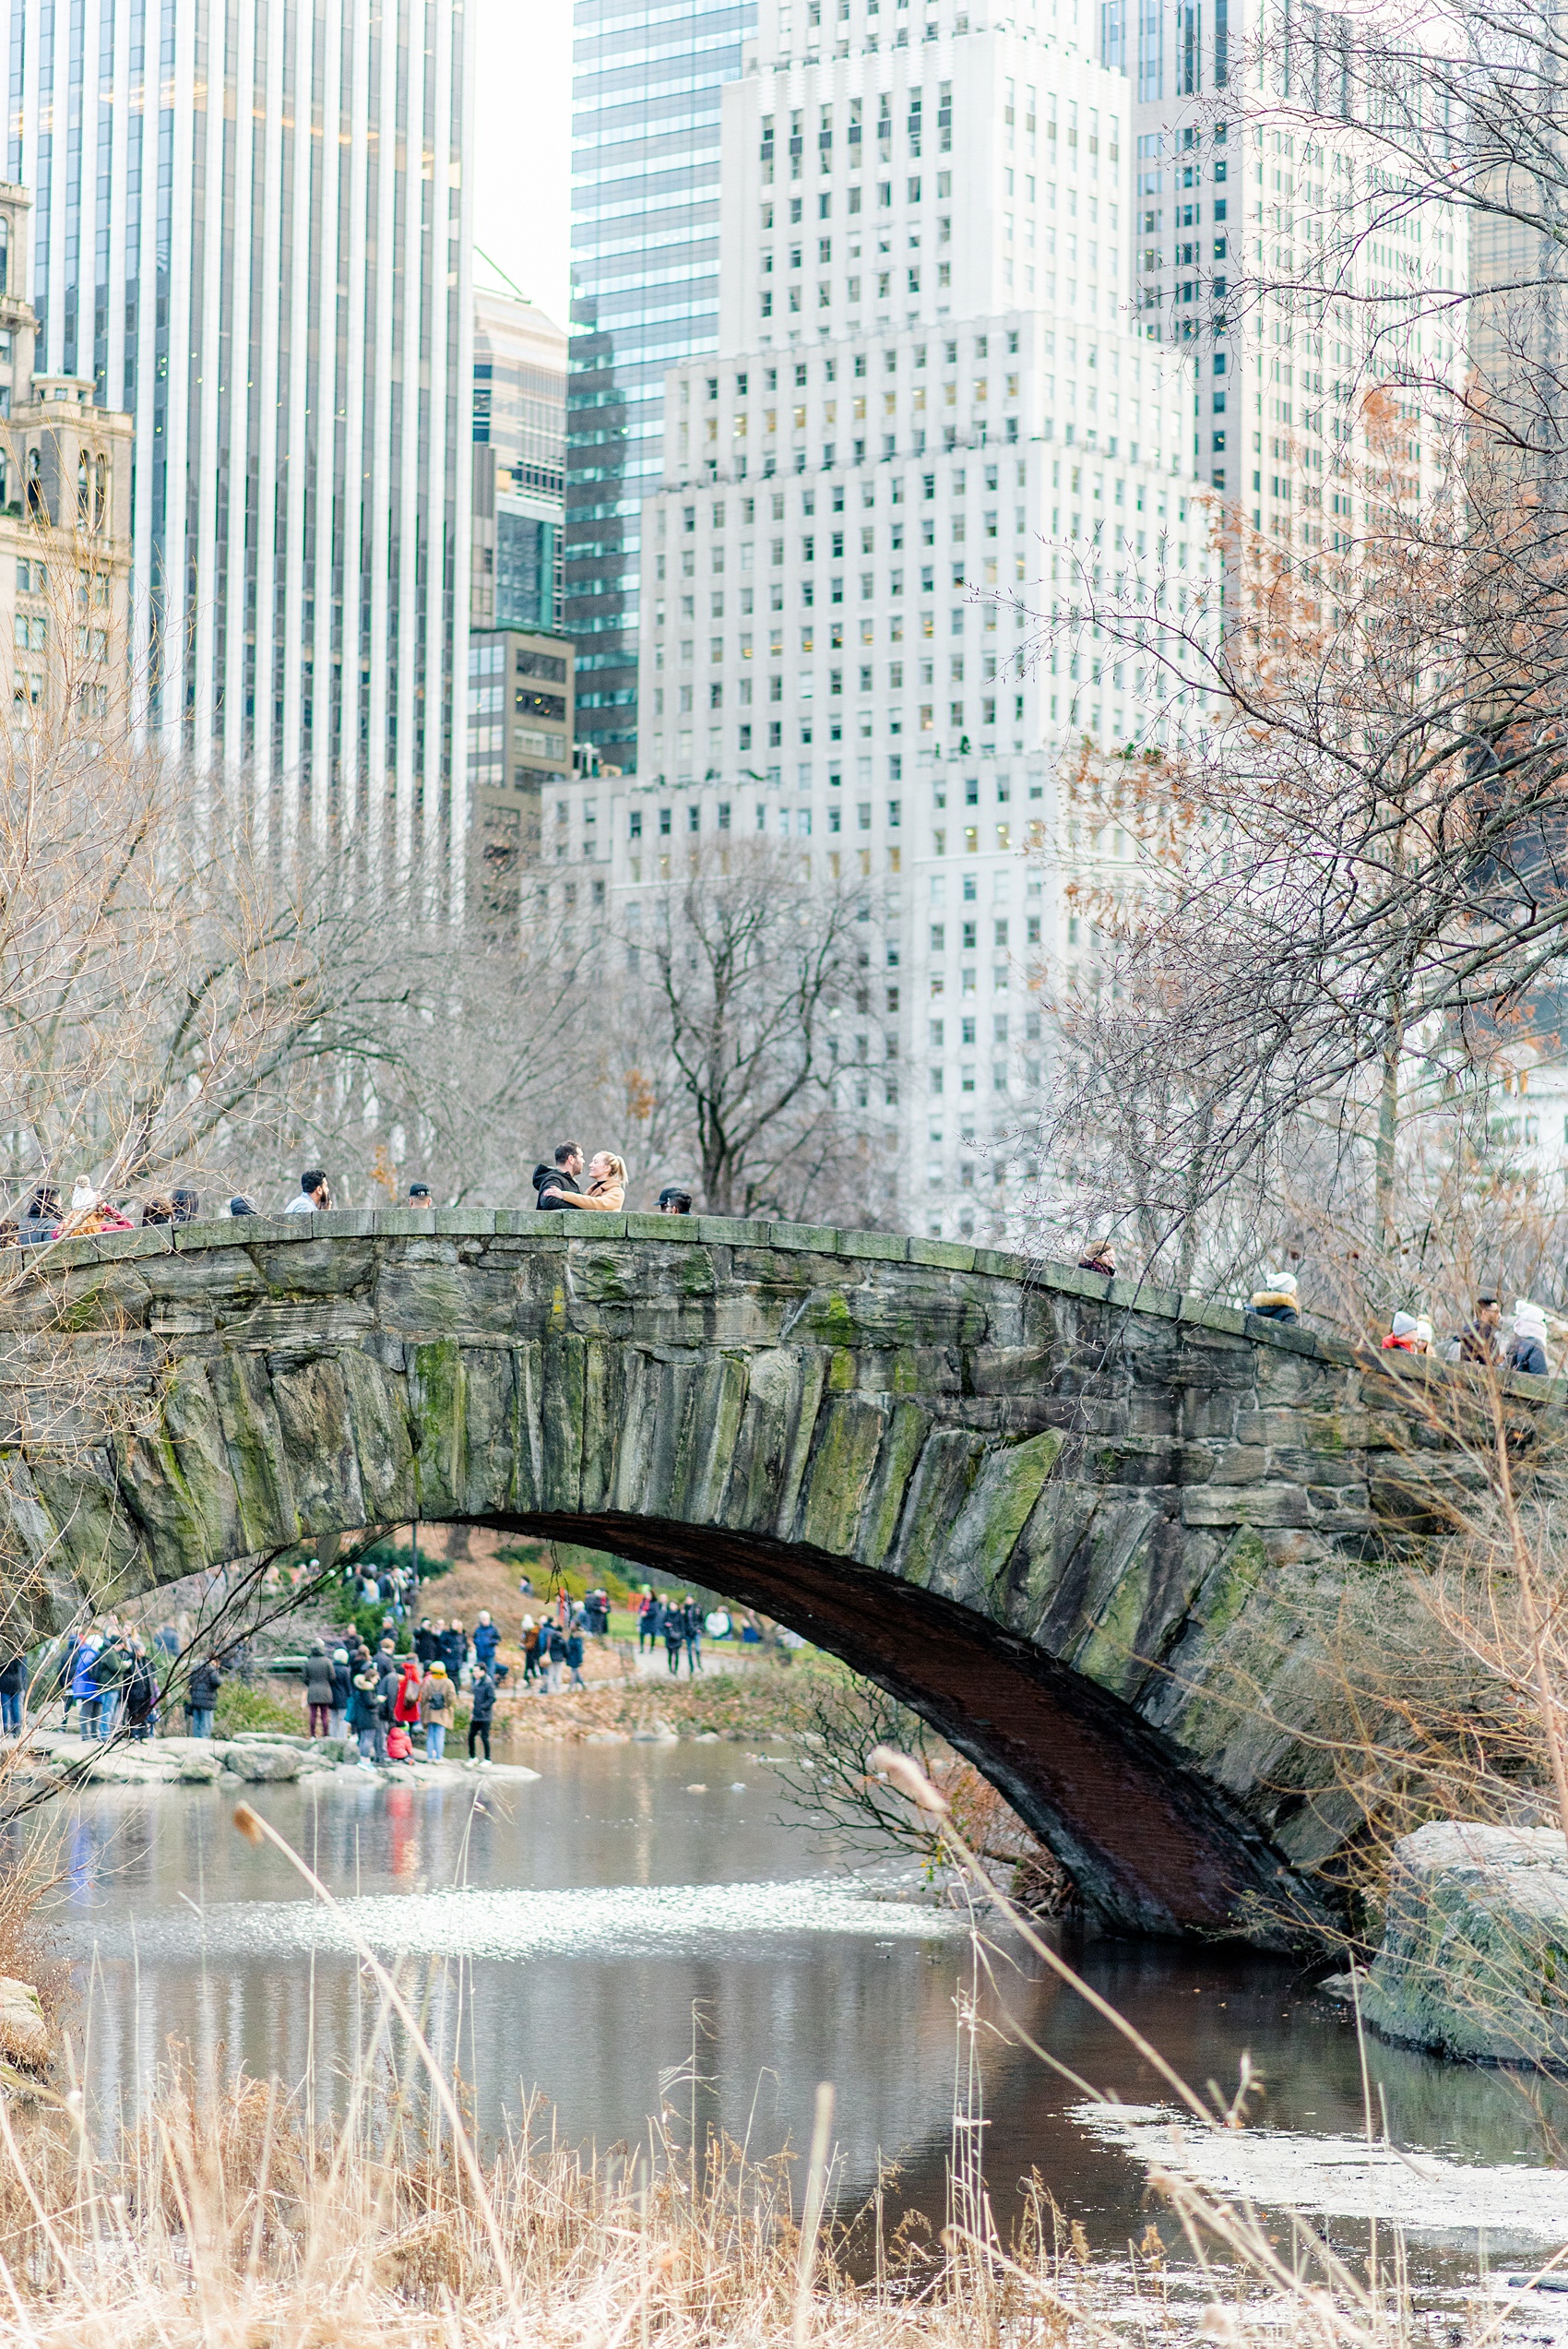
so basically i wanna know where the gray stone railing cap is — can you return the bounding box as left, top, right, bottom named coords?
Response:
left=8, top=1209, right=1560, bottom=1401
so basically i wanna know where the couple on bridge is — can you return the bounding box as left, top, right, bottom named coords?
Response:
left=530, top=1140, right=692, bottom=1218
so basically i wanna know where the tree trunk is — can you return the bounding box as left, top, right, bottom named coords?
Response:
left=1375, top=988, right=1405, bottom=1259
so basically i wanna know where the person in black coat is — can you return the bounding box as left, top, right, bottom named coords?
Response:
left=413, top=1616, right=438, bottom=1665
left=467, top=1664, right=498, bottom=1762
left=0, top=1648, right=27, bottom=1737
left=187, top=1656, right=222, bottom=1737
left=124, top=1643, right=158, bottom=1740
left=532, top=1143, right=584, bottom=1210
left=329, top=1647, right=352, bottom=1734
left=439, top=1620, right=466, bottom=1678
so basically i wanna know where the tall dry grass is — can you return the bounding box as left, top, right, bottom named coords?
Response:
left=0, top=1783, right=1550, bottom=2347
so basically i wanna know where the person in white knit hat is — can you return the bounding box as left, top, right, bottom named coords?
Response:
left=1507, top=1301, right=1550, bottom=1377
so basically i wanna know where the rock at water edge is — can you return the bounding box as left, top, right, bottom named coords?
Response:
left=222, top=1745, right=303, bottom=1783
left=0, top=1976, right=50, bottom=2069
left=1362, top=1820, right=1568, bottom=2064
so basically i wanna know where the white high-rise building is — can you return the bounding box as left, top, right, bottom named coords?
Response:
left=0, top=0, right=472, bottom=883
left=553, top=0, right=1210, bottom=1241
left=1123, top=0, right=1467, bottom=543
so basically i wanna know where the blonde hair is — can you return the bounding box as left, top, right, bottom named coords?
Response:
left=595, top=1153, right=627, bottom=1186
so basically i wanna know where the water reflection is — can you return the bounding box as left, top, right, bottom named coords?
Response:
left=22, top=1744, right=1568, bottom=2257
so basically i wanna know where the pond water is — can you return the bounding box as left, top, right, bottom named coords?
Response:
left=27, top=1740, right=1568, bottom=2276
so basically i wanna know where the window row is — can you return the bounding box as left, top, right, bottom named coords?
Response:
left=697, top=330, right=1019, bottom=397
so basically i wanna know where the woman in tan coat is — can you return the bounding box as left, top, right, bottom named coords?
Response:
left=555, top=1151, right=626, bottom=1212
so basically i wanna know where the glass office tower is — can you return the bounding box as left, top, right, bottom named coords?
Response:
left=567, top=0, right=755, bottom=773
left=1, top=0, right=470, bottom=889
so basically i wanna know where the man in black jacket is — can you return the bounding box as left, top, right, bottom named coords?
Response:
left=124, top=1642, right=159, bottom=1740
left=531, top=1142, right=584, bottom=1210
left=188, top=1656, right=222, bottom=1737
left=467, top=1663, right=498, bottom=1761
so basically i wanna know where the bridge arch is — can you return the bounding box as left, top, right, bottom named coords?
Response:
left=0, top=1211, right=1445, bottom=1940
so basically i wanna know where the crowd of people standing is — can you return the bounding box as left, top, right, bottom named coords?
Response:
left=303, top=1610, right=508, bottom=1768
left=0, top=1622, right=176, bottom=1742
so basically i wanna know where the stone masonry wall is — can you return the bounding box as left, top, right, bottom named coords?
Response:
left=0, top=1210, right=1498, bottom=1940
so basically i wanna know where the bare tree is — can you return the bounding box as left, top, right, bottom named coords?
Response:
left=612, top=841, right=879, bottom=1220
left=1011, top=382, right=1568, bottom=1274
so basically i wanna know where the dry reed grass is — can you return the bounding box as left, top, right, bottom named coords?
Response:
left=0, top=1784, right=1545, bottom=2349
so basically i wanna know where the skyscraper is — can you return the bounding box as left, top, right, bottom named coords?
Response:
left=550, top=0, right=1208, bottom=1240
left=468, top=281, right=574, bottom=915
left=471, top=287, right=566, bottom=636
left=1, top=0, right=471, bottom=883
left=1123, top=0, right=1466, bottom=541
left=566, top=0, right=757, bottom=777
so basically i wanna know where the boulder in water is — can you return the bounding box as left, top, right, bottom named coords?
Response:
left=221, top=1742, right=303, bottom=1783
left=1362, top=1819, right=1568, bottom=2064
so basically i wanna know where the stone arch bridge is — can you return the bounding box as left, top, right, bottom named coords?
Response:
left=0, top=1212, right=1490, bottom=1941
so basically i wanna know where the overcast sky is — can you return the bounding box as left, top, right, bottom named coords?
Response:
left=472, top=0, right=573, bottom=328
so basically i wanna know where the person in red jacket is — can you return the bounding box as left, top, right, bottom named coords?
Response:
left=394, top=1655, right=423, bottom=1739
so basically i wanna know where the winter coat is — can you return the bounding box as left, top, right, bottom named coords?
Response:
left=545, top=1625, right=567, bottom=1663
left=1456, top=1321, right=1498, bottom=1364
left=557, top=1174, right=625, bottom=1214
left=1509, top=1333, right=1550, bottom=1377
left=644, top=1600, right=666, bottom=1640
left=347, top=1670, right=383, bottom=1732
left=125, top=1660, right=158, bottom=1723
left=413, top=1624, right=439, bottom=1664
left=94, top=1638, right=131, bottom=1691
left=469, top=1669, right=497, bottom=1724
left=0, top=1652, right=27, bottom=1697
left=70, top=1641, right=102, bottom=1700
left=188, top=1661, right=222, bottom=1710
left=303, top=1653, right=336, bottom=1708
left=531, top=1163, right=582, bottom=1211
left=438, top=1628, right=466, bottom=1676
left=420, top=1673, right=451, bottom=1722
left=330, top=1656, right=352, bottom=1711
left=473, top=1620, right=500, bottom=1667
left=564, top=1632, right=584, bottom=1670
left=394, top=1666, right=423, bottom=1724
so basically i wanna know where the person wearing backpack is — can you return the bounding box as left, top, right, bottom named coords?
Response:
left=519, top=1616, right=541, bottom=1687
left=420, top=1660, right=453, bottom=1760
left=394, top=1655, right=423, bottom=1743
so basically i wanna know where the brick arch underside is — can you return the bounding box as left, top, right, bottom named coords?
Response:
left=461, top=1507, right=1314, bottom=1949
